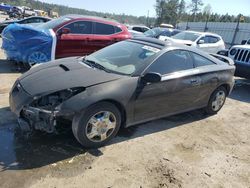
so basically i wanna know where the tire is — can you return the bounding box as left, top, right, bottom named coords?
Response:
left=72, top=102, right=121, bottom=148
left=205, top=86, right=227, bottom=115
left=27, top=51, right=49, bottom=66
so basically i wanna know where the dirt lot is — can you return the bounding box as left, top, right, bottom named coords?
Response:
left=0, top=36, right=250, bottom=188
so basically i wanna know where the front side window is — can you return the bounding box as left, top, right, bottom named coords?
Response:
left=63, top=21, right=92, bottom=34
left=207, top=36, right=220, bottom=43
left=147, top=50, right=193, bottom=75
left=94, top=22, right=115, bottom=35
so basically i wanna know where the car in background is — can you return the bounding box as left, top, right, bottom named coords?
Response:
left=127, top=25, right=150, bottom=33
left=19, top=6, right=37, bottom=17
left=159, top=31, right=225, bottom=54
left=160, top=23, right=174, bottom=29
left=218, top=38, right=250, bottom=79
left=8, top=6, right=23, bottom=18
left=0, top=16, right=51, bottom=33
left=144, top=27, right=181, bottom=39
left=0, top=3, right=13, bottom=13
left=9, top=37, right=235, bottom=148
left=128, top=29, right=144, bottom=38
left=2, top=15, right=131, bottom=65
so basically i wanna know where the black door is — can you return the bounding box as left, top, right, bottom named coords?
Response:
left=134, top=50, right=203, bottom=122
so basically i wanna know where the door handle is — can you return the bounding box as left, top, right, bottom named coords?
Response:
left=190, top=79, right=200, bottom=85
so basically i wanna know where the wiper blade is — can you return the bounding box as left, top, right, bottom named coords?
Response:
left=83, top=59, right=111, bottom=73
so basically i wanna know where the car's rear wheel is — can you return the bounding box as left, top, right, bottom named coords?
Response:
left=72, top=102, right=121, bottom=148
left=205, top=86, right=227, bottom=114
left=27, top=51, right=49, bottom=66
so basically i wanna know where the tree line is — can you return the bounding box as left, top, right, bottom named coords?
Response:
left=1, top=0, right=249, bottom=26
left=0, top=0, right=155, bottom=25
left=155, top=0, right=250, bottom=26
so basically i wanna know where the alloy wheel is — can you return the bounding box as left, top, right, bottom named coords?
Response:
left=85, top=111, right=117, bottom=142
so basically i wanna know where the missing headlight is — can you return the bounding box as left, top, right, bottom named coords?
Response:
left=31, top=87, right=85, bottom=110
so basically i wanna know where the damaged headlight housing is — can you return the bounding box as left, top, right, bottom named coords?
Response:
left=31, top=87, right=85, bottom=110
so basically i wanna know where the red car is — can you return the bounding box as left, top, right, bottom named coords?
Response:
left=2, top=15, right=131, bottom=65
left=53, top=15, right=131, bottom=58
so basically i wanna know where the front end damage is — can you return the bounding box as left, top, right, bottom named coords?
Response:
left=20, top=106, right=59, bottom=133
left=10, top=81, right=85, bottom=133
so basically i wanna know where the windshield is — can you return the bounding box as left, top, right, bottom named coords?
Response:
left=144, top=28, right=162, bottom=37
left=172, top=32, right=201, bottom=41
left=36, top=16, right=72, bottom=30
left=84, top=41, right=160, bottom=75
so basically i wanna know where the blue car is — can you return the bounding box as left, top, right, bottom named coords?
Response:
left=0, top=3, right=13, bottom=13
left=1, top=23, right=54, bottom=65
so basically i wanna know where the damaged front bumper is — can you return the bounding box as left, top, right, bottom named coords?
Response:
left=10, top=81, right=78, bottom=133
left=20, top=106, right=59, bottom=133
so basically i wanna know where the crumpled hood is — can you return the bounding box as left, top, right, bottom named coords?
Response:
left=19, top=57, right=124, bottom=96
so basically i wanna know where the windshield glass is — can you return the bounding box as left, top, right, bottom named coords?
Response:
left=36, top=17, right=72, bottom=30
left=144, top=28, right=162, bottom=37
left=172, top=32, right=201, bottom=41
left=84, top=41, right=160, bottom=75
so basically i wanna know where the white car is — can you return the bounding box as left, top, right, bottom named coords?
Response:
left=19, top=6, right=37, bottom=17
left=127, top=25, right=150, bottom=33
left=128, top=29, right=144, bottom=38
left=159, top=31, right=225, bottom=53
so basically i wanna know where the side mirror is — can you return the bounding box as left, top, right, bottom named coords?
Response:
left=241, top=40, right=247, bottom=45
left=197, top=39, right=205, bottom=44
left=142, top=72, right=161, bottom=83
left=60, top=28, right=70, bottom=35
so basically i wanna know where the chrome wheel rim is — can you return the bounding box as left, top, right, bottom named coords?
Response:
left=212, top=90, right=226, bottom=111
left=28, top=52, right=48, bottom=65
left=85, top=111, right=116, bottom=142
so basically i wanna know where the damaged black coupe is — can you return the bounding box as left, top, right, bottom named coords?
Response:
left=9, top=38, right=235, bottom=148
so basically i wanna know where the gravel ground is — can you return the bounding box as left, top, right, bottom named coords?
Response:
left=0, top=33, right=249, bottom=187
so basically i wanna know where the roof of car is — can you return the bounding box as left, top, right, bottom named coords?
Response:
left=130, top=37, right=185, bottom=50
left=130, top=37, right=212, bottom=54
left=128, top=25, right=149, bottom=28
left=183, top=30, right=222, bottom=37
left=63, top=14, right=119, bottom=23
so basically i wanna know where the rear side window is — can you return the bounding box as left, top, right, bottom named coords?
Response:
left=147, top=50, right=194, bottom=75
left=94, top=22, right=115, bottom=35
left=64, top=21, right=92, bottom=34
left=133, top=27, right=142, bottom=32
left=191, top=53, right=215, bottom=67
left=115, top=26, right=122, bottom=33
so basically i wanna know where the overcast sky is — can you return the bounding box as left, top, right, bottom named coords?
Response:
left=39, top=0, right=250, bottom=17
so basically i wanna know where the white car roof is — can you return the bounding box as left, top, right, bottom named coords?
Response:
left=129, top=25, right=149, bottom=29
left=183, top=30, right=222, bottom=38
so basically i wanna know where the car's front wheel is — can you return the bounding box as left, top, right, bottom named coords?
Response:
left=205, top=86, right=227, bottom=115
left=27, top=51, right=49, bottom=66
left=72, top=102, right=121, bottom=148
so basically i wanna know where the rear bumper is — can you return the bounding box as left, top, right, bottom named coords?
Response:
left=235, top=62, right=250, bottom=79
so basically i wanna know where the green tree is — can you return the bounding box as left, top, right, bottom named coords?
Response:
left=178, top=0, right=186, bottom=20
left=189, top=0, right=204, bottom=21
